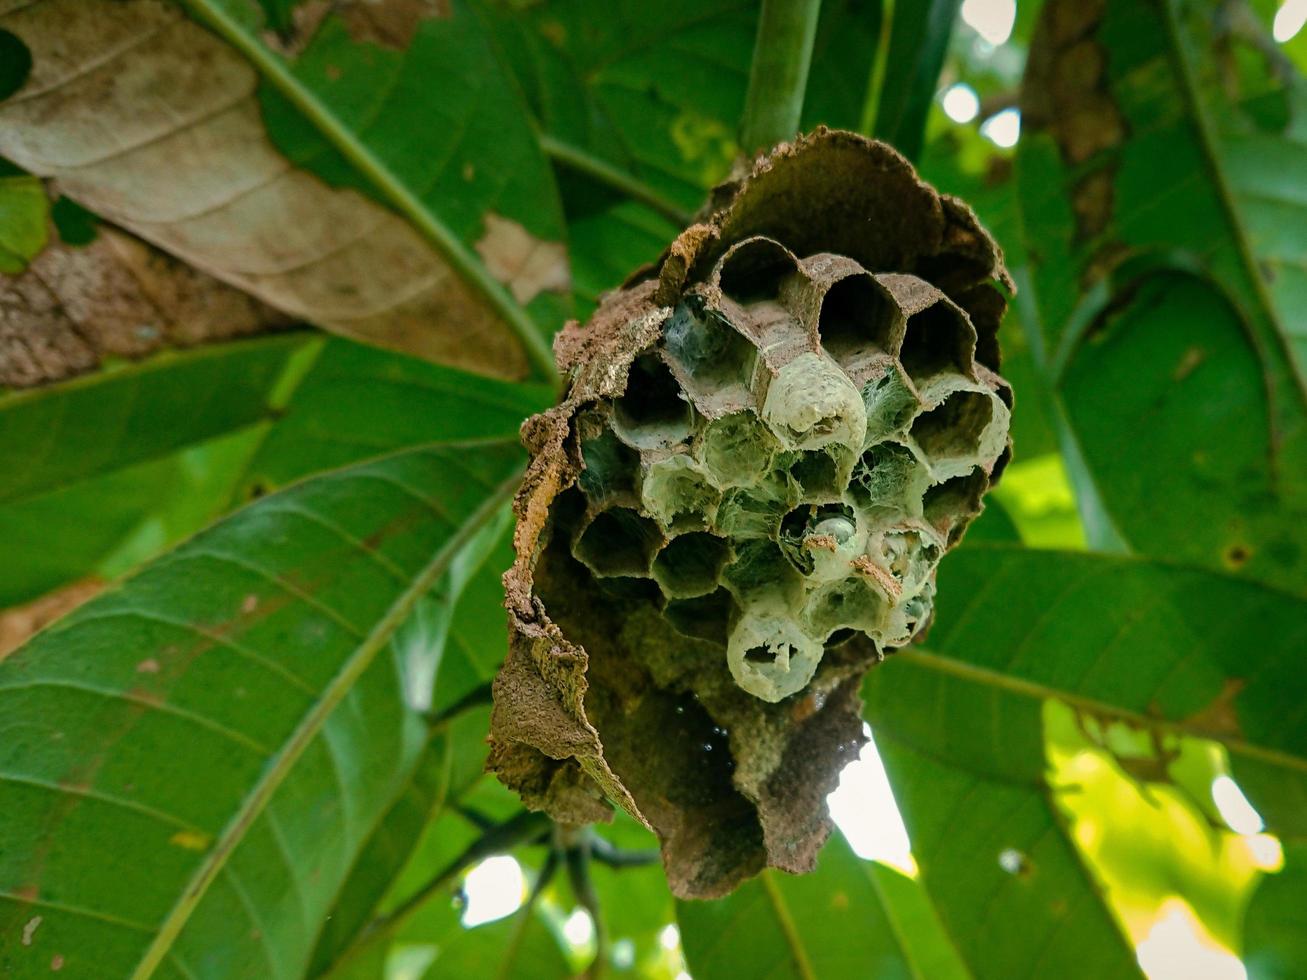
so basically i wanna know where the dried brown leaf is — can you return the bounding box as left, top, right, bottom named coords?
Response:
left=0, top=578, right=102, bottom=660
left=0, top=0, right=532, bottom=379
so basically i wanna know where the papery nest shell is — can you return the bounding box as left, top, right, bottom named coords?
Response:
left=489, top=128, right=1011, bottom=899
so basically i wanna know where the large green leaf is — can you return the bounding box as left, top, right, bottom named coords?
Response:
left=0, top=440, right=523, bottom=978
left=870, top=0, right=960, bottom=161
left=865, top=543, right=1307, bottom=978
left=678, top=833, right=968, bottom=979
left=1016, top=0, right=1307, bottom=590
left=1244, top=841, right=1307, bottom=980
left=0, top=335, right=547, bottom=606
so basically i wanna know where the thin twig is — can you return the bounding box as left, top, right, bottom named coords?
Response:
left=588, top=835, right=661, bottom=869
left=739, top=0, right=824, bottom=154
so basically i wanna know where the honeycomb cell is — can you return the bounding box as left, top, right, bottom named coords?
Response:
left=714, top=471, right=798, bottom=538
left=654, top=531, right=732, bottom=598
left=663, top=300, right=756, bottom=406
left=665, top=587, right=738, bottom=646
left=873, top=524, right=943, bottom=593
left=899, top=300, right=977, bottom=382
left=723, top=538, right=802, bottom=600
left=727, top=600, right=825, bottom=702
left=574, top=506, right=663, bottom=577
left=848, top=442, right=932, bottom=515
left=761, top=351, right=867, bottom=452
left=716, top=236, right=802, bottom=303
left=577, top=421, right=640, bottom=503
left=883, top=582, right=934, bottom=647
left=613, top=354, right=694, bottom=448
left=700, top=411, right=777, bottom=487
left=816, top=274, right=897, bottom=367
left=923, top=467, right=989, bottom=545
left=785, top=445, right=853, bottom=501
left=641, top=454, right=720, bottom=530
left=802, top=575, right=889, bottom=638
left=779, top=502, right=859, bottom=577
left=861, top=363, right=921, bottom=446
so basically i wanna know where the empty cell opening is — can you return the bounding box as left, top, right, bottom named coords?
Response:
left=744, top=644, right=781, bottom=664
left=613, top=354, right=693, bottom=447
left=818, top=275, right=895, bottom=363
left=654, top=532, right=732, bottom=598
left=862, top=368, right=921, bottom=443
left=714, top=476, right=795, bottom=538
left=665, top=588, right=737, bottom=646
left=701, top=412, right=775, bottom=485
left=578, top=425, right=640, bottom=502
left=724, top=538, right=799, bottom=597
left=899, top=302, right=976, bottom=381
left=717, top=237, right=800, bottom=303
left=911, top=390, right=994, bottom=462
left=573, top=507, right=663, bottom=578
left=595, top=576, right=664, bottom=604
left=923, top=467, right=989, bottom=545
left=664, top=301, right=756, bottom=390
left=804, top=576, right=886, bottom=637
left=643, top=456, right=720, bottom=530
left=850, top=443, right=926, bottom=511
left=788, top=449, right=843, bottom=500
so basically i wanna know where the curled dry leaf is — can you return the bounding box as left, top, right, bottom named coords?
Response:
left=0, top=0, right=537, bottom=379
left=1, top=225, right=289, bottom=387
left=489, top=129, right=1013, bottom=898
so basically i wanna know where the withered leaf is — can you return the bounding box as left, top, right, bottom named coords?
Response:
left=0, top=0, right=557, bottom=380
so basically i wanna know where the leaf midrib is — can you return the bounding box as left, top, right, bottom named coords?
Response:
left=896, top=647, right=1307, bottom=775
left=128, top=462, right=523, bottom=979
left=176, top=0, right=557, bottom=383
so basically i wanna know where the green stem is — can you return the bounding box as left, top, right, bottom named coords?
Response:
left=739, top=0, right=824, bottom=154
left=178, top=0, right=559, bottom=385
left=539, top=135, right=693, bottom=227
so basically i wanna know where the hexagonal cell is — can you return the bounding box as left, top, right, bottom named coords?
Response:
left=716, top=236, right=801, bottom=303
left=873, top=524, right=943, bottom=592
left=911, top=389, right=994, bottom=464
left=899, top=300, right=977, bottom=382
left=714, top=471, right=798, bottom=538
left=700, top=411, right=777, bottom=487
left=848, top=442, right=932, bottom=514
left=595, top=576, right=665, bottom=604
left=861, top=364, right=921, bottom=446
left=779, top=502, right=858, bottom=577
left=665, top=587, right=738, bottom=646
left=801, top=575, right=889, bottom=638
left=761, top=351, right=867, bottom=452
left=663, top=299, right=756, bottom=394
left=573, top=506, right=663, bottom=578
left=654, top=532, right=732, bottom=598
left=817, top=274, right=898, bottom=366
left=785, top=445, right=854, bottom=502
left=577, top=422, right=640, bottom=503
left=884, top=582, right=934, bottom=648
left=923, top=467, right=989, bottom=545
left=723, top=538, right=802, bottom=600
left=641, top=454, right=720, bottom=530
left=727, top=602, right=825, bottom=702
left=612, top=354, right=694, bottom=449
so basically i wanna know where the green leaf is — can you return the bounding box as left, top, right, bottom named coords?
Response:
left=866, top=543, right=1307, bottom=977
left=0, top=440, right=523, bottom=978
left=0, top=335, right=547, bottom=606
left=1244, top=842, right=1307, bottom=980
left=0, top=172, right=47, bottom=274
left=0, top=335, right=310, bottom=508
left=678, top=833, right=969, bottom=979
left=1016, top=0, right=1307, bottom=591
left=870, top=0, right=960, bottom=161
left=0, top=28, right=31, bottom=101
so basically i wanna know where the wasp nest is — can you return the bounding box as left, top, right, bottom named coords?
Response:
left=490, top=129, right=1012, bottom=898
